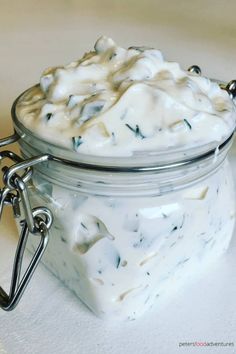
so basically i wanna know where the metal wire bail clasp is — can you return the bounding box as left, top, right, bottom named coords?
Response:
left=0, top=134, right=53, bottom=311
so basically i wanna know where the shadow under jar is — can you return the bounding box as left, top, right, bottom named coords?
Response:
left=0, top=84, right=236, bottom=320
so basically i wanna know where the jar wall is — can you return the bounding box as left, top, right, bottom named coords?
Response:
left=24, top=159, right=235, bottom=320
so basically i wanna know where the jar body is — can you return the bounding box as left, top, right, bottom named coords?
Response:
left=24, top=158, right=235, bottom=320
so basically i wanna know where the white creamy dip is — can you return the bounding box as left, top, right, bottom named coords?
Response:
left=16, top=36, right=236, bottom=156
left=27, top=159, right=235, bottom=320
left=15, top=37, right=236, bottom=320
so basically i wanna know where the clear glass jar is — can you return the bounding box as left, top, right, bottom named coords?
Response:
left=9, top=92, right=235, bottom=320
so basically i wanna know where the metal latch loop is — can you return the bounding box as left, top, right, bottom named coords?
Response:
left=0, top=136, right=53, bottom=311
left=0, top=207, right=52, bottom=311
left=0, top=133, right=19, bottom=148
left=0, top=150, right=33, bottom=187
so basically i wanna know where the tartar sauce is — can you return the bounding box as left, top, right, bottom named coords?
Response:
left=17, top=37, right=236, bottom=320
left=16, top=36, right=236, bottom=156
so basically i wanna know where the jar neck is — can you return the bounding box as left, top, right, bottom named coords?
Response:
left=19, top=137, right=233, bottom=197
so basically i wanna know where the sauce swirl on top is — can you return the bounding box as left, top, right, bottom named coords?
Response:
left=16, top=36, right=236, bottom=156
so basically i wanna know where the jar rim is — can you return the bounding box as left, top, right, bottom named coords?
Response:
left=11, top=84, right=235, bottom=173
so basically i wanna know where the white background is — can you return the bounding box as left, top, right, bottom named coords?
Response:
left=0, top=1, right=236, bottom=353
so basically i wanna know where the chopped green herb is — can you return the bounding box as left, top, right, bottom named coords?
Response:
left=180, top=215, right=185, bottom=229
left=109, top=52, right=117, bottom=60
left=135, top=125, right=145, bottom=139
left=111, top=132, right=117, bottom=145
left=177, top=258, right=190, bottom=266
left=128, top=46, right=154, bottom=52
left=67, top=94, right=76, bottom=108
left=133, top=233, right=146, bottom=248
left=80, top=222, right=88, bottom=230
left=67, top=94, right=73, bottom=102
left=46, top=113, right=53, bottom=121
left=116, top=256, right=121, bottom=268
left=61, top=236, right=67, bottom=243
left=72, top=136, right=83, bottom=151
left=125, top=123, right=145, bottom=139
left=183, top=119, right=192, bottom=130
left=170, top=241, right=177, bottom=248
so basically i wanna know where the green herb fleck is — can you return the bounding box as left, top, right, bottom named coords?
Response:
left=133, top=233, right=145, bottom=248
left=72, top=136, right=83, bottom=151
left=177, top=258, right=190, bottom=266
left=67, top=94, right=75, bottom=107
left=183, top=119, right=192, bottom=130
left=170, top=242, right=176, bottom=248
left=46, top=113, right=53, bottom=121
left=109, top=52, right=117, bottom=60
left=128, top=46, right=154, bottom=52
left=68, top=94, right=73, bottom=102
left=125, top=123, right=145, bottom=139
left=61, top=236, right=67, bottom=243
left=111, top=132, right=117, bottom=145
left=180, top=215, right=185, bottom=229
left=81, top=222, right=88, bottom=230
left=116, top=256, right=121, bottom=268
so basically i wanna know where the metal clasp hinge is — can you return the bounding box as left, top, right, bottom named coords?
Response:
left=0, top=135, right=52, bottom=311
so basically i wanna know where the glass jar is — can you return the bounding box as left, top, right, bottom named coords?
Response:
left=0, top=83, right=236, bottom=320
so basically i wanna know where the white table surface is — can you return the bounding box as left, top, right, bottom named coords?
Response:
left=0, top=1, right=236, bottom=353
